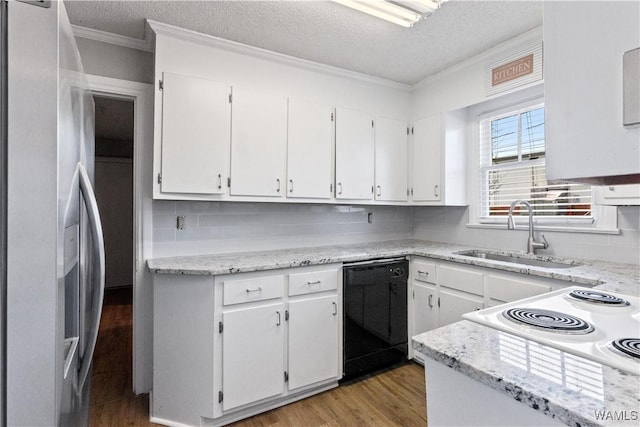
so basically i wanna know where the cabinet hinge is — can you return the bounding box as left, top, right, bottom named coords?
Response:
left=228, top=93, right=232, bottom=103
left=331, top=112, right=334, bottom=122
left=218, top=321, right=223, bottom=333
left=284, top=371, right=289, bottom=383
left=285, top=310, right=289, bottom=321
left=158, top=80, right=163, bottom=91
left=218, top=391, right=223, bottom=403
left=227, top=177, right=231, bottom=188
left=157, top=173, right=162, bottom=184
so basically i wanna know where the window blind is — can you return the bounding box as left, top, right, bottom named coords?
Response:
left=479, top=105, right=592, bottom=219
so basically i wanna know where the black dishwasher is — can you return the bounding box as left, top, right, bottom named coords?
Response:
left=342, top=258, right=408, bottom=380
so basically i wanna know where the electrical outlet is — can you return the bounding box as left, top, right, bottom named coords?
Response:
left=176, top=215, right=186, bottom=230
left=367, top=212, right=373, bottom=224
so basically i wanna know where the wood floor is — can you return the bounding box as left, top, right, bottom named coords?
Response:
left=90, top=288, right=427, bottom=427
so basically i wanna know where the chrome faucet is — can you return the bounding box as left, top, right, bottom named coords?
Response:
left=507, top=199, right=549, bottom=255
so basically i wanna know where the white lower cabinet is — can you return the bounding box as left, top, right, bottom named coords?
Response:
left=222, top=302, right=286, bottom=411
left=288, top=295, right=339, bottom=390
left=410, top=257, right=573, bottom=360
left=214, top=264, right=341, bottom=423
left=412, top=282, right=438, bottom=336
left=438, top=287, right=483, bottom=327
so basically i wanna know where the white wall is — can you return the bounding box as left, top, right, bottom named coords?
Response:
left=76, top=37, right=153, bottom=84
left=152, top=202, right=412, bottom=257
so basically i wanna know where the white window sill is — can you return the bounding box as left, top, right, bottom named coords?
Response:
left=466, top=223, right=620, bottom=235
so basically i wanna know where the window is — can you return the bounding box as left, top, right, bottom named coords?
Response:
left=478, top=102, right=593, bottom=222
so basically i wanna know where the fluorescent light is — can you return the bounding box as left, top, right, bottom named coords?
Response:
left=332, top=0, right=447, bottom=27
left=332, top=0, right=422, bottom=28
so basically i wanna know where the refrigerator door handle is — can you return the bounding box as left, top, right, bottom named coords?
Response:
left=77, top=163, right=105, bottom=394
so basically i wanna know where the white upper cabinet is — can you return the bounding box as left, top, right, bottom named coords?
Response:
left=287, top=99, right=334, bottom=199
left=411, top=115, right=442, bottom=202
left=375, top=117, right=409, bottom=202
left=160, top=72, right=231, bottom=195
left=544, top=1, right=640, bottom=184
left=230, top=87, right=287, bottom=197
left=335, top=107, right=375, bottom=200
left=411, top=111, right=466, bottom=205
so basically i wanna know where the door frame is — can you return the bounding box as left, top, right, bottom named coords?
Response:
left=86, top=74, right=153, bottom=394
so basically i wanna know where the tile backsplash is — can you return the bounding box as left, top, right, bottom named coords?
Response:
left=152, top=201, right=639, bottom=266
left=152, top=201, right=413, bottom=257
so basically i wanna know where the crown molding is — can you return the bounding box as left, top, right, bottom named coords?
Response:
left=71, top=24, right=153, bottom=52
left=146, top=19, right=412, bottom=92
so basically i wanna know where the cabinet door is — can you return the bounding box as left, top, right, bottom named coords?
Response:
left=160, top=72, right=230, bottom=194
left=411, top=115, right=441, bottom=202
left=544, top=2, right=640, bottom=182
left=375, top=117, right=408, bottom=202
left=413, top=282, right=438, bottom=335
left=287, top=99, right=333, bottom=199
left=222, top=302, right=285, bottom=411
left=438, top=288, right=483, bottom=327
left=288, top=295, right=339, bottom=390
left=230, top=87, right=287, bottom=197
left=335, top=107, right=374, bottom=200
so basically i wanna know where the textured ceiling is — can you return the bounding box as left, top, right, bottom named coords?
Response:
left=66, top=0, right=543, bottom=84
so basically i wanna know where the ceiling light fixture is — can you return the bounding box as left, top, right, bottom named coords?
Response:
left=332, top=0, right=446, bottom=28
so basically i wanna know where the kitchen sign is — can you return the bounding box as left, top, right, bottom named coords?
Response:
left=485, top=42, right=542, bottom=97
left=492, top=54, right=534, bottom=86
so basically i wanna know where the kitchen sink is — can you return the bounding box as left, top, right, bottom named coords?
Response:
left=455, top=250, right=581, bottom=269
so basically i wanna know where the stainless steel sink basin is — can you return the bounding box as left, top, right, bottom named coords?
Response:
left=455, top=250, right=581, bottom=269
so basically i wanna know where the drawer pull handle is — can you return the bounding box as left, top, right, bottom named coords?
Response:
left=307, top=280, right=322, bottom=285
left=246, top=286, right=263, bottom=293
left=428, top=294, right=433, bottom=309
left=276, top=310, right=281, bottom=326
left=332, top=302, right=337, bottom=316
left=417, top=270, right=429, bottom=276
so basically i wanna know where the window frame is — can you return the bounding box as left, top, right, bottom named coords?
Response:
left=467, top=96, right=618, bottom=234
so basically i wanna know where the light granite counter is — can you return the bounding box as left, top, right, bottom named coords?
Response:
left=412, top=321, right=640, bottom=427
left=148, top=239, right=639, bottom=295
left=147, top=239, right=640, bottom=426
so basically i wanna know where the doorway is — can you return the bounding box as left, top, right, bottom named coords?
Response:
left=93, top=95, right=134, bottom=290
left=90, top=95, right=139, bottom=419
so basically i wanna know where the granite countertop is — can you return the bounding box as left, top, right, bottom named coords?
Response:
left=148, top=239, right=640, bottom=426
left=412, top=321, right=640, bottom=427
left=147, top=239, right=639, bottom=296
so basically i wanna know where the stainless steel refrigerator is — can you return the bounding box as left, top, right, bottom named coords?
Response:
left=2, top=1, right=105, bottom=425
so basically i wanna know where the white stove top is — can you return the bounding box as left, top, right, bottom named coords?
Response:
left=463, top=286, right=640, bottom=375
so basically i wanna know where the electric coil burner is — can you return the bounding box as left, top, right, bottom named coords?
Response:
left=568, top=289, right=630, bottom=306
left=503, top=308, right=595, bottom=334
left=463, top=286, right=640, bottom=375
left=610, top=338, right=640, bottom=360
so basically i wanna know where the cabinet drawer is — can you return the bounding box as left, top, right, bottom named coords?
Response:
left=223, top=275, right=284, bottom=306
left=289, top=269, right=338, bottom=296
left=412, top=260, right=436, bottom=284
left=487, top=274, right=551, bottom=303
left=438, top=264, right=483, bottom=296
